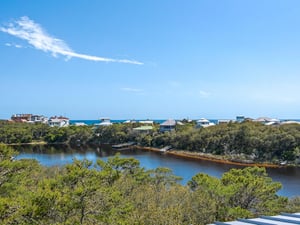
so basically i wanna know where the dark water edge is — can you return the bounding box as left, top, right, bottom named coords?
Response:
left=13, top=144, right=300, bottom=198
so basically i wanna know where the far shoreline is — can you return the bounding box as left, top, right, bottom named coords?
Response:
left=6, top=142, right=291, bottom=168
left=134, top=146, right=287, bottom=168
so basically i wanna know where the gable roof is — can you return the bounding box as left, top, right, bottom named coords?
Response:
left=133, top=126, right=153, bottom=131
left=160, top=119, right=176, bottom=126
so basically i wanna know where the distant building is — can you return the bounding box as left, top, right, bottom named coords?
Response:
left=196, top=118, right=215, bottom=128
left=96, top=118, right=113, bottom=126
left=254, top=117, right=280, bottom=125
left=217, top=119, right=231, bottom=124
left=236, top=115, right=245, bottom=123
left=132, top=120, right=154, bottom=133
left=123, top=120, right=136, bottom=124
left=11, top=114, right=47, bottom=124
left=139, top=120, right=154, bottom=125
left=133, top=125, right=153, bottom=133
left=280, top=120, right=300, bottom=125
left=30, top=115, right=48, bottom=124
left=11, top=114, right=32, bottom=122
left=160, top=119, right=176, bottom=132
left=48, top=116, right=70, bottom=127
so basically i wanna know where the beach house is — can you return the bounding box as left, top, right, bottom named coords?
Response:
left=196, top=118, right=215, bottom=128
left=96, top=118, right=113, bottom=126
left=11, top=114, right=48, bottom=124
left=159, top=119, right=176, bottom=132
left=11, top=114, right=33, bottom=122
left=48, top=116, right=70, bottom=127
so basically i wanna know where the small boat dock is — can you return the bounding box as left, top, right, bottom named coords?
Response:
left=160, top=146, right=172, bottom=152
left=112, top=142, right=135, bottom=150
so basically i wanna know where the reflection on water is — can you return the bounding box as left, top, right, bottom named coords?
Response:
left=14, top=144, right=300, bottom=198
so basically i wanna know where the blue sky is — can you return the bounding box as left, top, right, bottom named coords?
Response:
left=1, top=0, right=300, bottom=120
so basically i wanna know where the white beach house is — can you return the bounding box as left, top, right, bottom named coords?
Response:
left=48, top=116, right=70, bottom=127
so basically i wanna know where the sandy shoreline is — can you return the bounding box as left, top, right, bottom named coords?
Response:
left=135, top=146, right=285, bottom=168
left=6, top=141, right=48, bottom=146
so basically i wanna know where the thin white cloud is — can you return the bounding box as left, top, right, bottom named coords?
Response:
left=5, top=42, right=24, bottom=48
left=1, top=16, right=142, bottom=65
left=121, top=87, right=143, bottom=92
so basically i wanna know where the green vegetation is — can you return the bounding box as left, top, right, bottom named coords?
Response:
left=151, top=121, right=300, bottom=165
left=0, top=144, right=299, bottom=224
left=1, top=120, right=299, bottom=165
left=0, top=121, right=94, bottom=145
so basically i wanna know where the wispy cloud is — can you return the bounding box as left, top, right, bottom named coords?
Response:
left=1, top=16, right=142, bottom=65
left=5, top=42, right=24, bottom=48
left=121, top=87, right=143, bottom=92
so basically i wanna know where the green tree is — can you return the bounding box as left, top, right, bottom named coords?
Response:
left=221, top=167, right=287, bottom=216
left=188, top=167, right=287, bottom=222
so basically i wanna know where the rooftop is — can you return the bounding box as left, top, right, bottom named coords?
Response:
left=133, top=125, right=153, bottom=131
left=210, top=213, right=300, bottom=225
left=160, top=119, right=176, bottom=126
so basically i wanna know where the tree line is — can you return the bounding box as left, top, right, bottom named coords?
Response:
left=1, top=120, right=300, bottom=164
left=0, top=144, right=300, bottom=224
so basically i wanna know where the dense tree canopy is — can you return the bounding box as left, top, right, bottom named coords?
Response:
left=0, top=144, right=299, bottom=224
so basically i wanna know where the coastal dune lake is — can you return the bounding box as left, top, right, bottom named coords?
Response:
left=15, top=144, right=300, bottom=198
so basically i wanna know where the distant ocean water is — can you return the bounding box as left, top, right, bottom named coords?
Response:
left=70, top=119, right=167, bottom=125
left=70, top=119, right=300, bottom=126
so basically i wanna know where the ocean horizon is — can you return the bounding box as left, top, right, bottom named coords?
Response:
left=70, top=118, right=300, bottom=126
left=70, top=119, right=168, bottom=125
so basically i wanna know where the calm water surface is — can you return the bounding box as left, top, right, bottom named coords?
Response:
left=14, top=145, right=300, bottom=198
